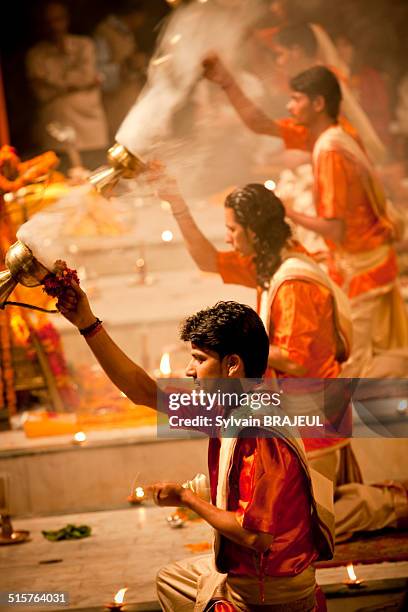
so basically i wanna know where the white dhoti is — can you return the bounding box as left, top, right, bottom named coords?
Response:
left=341, top=281, right=408, bottom=377
left=156, top=554, right=316, bottom=612
left=329, top=243, right=408, bottom=377
left=309, top=444, right=408, bottom=541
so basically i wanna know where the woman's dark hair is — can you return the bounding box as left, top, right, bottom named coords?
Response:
left=180, top=301, right=269, bottom=378
left=224, top=184, right=292, bottom=289
left=290, top=65, right=342, bottom=120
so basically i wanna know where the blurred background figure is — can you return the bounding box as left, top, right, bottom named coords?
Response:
left=395, top=73, right=408, bottom=173
left=94, top=0, right=147, bottom=141
left=26, top=0, right=108, bottom=172
left=335, top=31, right=392, bottom=146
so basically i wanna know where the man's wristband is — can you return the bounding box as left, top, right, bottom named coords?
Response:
left=79, top=318, right=103, bottom=337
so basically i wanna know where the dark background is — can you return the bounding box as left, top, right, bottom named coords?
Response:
left=0, top=0, right=171, bottom=155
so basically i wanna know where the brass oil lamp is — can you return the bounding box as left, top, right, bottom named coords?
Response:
left=0, top=240, right=53, bottom=311
left=88, top=143, right=146, bottom=195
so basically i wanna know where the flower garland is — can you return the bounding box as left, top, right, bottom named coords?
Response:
left=0, top=187, right=17, bottom=416
left=42, top=260, right=80, bottom=300
left=0, top=147, right=79, bottom=418
left=0, top=310, right=16, bottom=416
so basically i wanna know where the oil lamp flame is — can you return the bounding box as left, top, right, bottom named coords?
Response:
left=346, top=563, right=357, bottom=582
left=344, top=562, right=363, bottom=588
left=73, top=431, right=87, bottom=444
left=264, top=179, right=276, bottom=191
left=159, top=352, right=171, bottom=376
left=114, top=588, right=127, bottom=605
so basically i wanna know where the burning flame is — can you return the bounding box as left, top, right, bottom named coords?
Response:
left=135, top=487, right=145, bottom=499
left=264, top=179, right=276, bottom=191
left=73, top=431, right=87, bottom=443
left=160, top=352, right=172, bottom=376
left=114, top=588, right=128, bottom=604
left=346, top=563, right=357, bottom=582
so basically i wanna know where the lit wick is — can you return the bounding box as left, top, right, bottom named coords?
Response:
left=153, top=351, right=172, bottom=378
left=344, top=563, right=363, bottom=588
left=127, top=486, right=145, bottom=505
left=72, top=431, right=87, bottom=445
left=106, top=588, right=128, bottom=611
left=264, top=179, right=277, bottom=191
left=159, top=352, right=171, bottom=377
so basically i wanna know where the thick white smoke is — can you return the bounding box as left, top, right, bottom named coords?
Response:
left=16, top=185, right=132, bottom=270
left=116, top=0, right=262, bottom=156
left=116, top=0, right=271, bottom=197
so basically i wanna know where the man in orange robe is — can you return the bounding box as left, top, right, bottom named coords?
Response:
left=150, top=173, right=408, bottom=541
left=255, top=21, right=386, bottom=162
left=202, top=58, right=408, bottom=378
left=57, top=291, right=334, bottom=611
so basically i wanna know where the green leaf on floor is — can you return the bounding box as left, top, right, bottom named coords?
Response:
left=42, top=524, right=92, bottom=541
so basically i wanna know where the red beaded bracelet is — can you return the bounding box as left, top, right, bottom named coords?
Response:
left=79, top=318, right=103, bottom=337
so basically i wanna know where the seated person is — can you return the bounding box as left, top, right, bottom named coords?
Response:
left=58, top=289, right=334, bottom=611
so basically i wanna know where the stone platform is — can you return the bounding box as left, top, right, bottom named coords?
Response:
left=1, top=424, right=407, bottom=518
left=1, top=506, right=407, bottom=612
left=0, top=427, right=208, bottom=517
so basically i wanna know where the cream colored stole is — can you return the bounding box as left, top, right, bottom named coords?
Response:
left=310, top=24, right=386, bottom=164
left=313, top=125, right=404, bottom=241
left=259, top=253, right=353, bottom=362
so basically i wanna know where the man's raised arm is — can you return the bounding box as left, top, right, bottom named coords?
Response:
left=202, top=53, right=280, bottom=138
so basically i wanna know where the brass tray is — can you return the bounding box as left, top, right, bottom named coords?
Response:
left=0, top=530, right=30, bottom=545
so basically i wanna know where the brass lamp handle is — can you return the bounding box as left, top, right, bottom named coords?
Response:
left=1, top=300, right=58, bottom=313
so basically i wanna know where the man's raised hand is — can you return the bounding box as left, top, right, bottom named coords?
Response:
left=202, top=53, right=232, bottom=88
left=146, top=161, right=187, bottom=215
left=56, top=280, right=96, bottom=330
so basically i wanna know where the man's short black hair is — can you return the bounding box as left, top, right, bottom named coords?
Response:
left=275, top=23, right=317, bottom=58
left=290, top=65, right=342, bottom=120
left=180, top=301, right=269, bottom=378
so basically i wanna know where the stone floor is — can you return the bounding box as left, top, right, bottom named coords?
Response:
left=1, top=506, right=408, bottom=612
left=0, top=506, right=207, bottom=611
